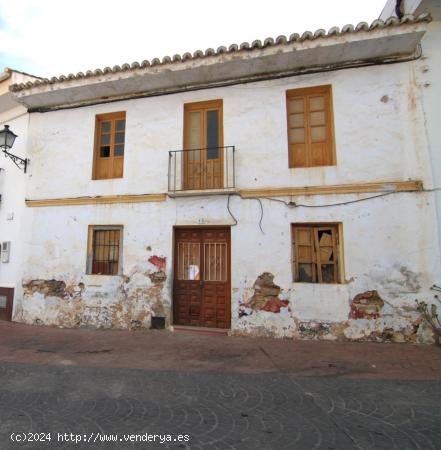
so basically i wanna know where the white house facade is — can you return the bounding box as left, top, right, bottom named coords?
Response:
left=1, top=7, right=440, bottom=343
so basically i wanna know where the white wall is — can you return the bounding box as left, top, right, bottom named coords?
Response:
left=16, top=189, right=440, bottom=341
left=416, top=20, right=441, bottom=266
left=0, top=106, right=30, bottom=314
left=27, top=61, right=431, bottom=199
left=14, top=57, right=441, bottom=342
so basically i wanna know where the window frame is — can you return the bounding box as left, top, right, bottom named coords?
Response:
left=291, top=222, right=344, bottom=284
left=86, top=225, right=123, bottom=276
left=286, top=85, right=336, bottom=168
left=92, top=111, right=126, bottom=180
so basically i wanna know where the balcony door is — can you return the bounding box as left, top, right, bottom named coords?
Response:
left=183, top=100, right=223, bottom=190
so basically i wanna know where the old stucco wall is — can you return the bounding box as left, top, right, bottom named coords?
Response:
left=16, top=201, right=172, bottom=329
left=229, top=190, right=439, bottom=343
left=13, top=56, right=441, bottom=342
left=13, top=191, right=440, bottom=342
left=418, top=21, right=441, bottom=265
left=26, top=61, right=432, bottom=199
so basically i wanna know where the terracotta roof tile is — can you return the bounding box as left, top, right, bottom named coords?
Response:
left=9, top=13, right=431, bottom=93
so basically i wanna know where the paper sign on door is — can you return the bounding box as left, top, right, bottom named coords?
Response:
left=188, top=265, right=200, bottom=280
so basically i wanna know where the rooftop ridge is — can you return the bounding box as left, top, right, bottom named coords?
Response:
left=9, top=13, right=431, bottom=94
left=4, top=67, right=43, bottom=80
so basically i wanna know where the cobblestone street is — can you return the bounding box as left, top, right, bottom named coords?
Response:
left=0, top=322, right=440, bottom=449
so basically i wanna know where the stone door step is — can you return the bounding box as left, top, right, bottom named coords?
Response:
left=172, top=325, right=229, bottom=335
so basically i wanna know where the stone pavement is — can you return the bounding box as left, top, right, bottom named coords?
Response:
left=0, top=321, right=440, bottom=449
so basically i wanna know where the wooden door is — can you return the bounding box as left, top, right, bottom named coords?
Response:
left=0, top=287, right=13, bottom=321
left=173, top=227, right=231, bottom=328
left=183, top=100, right=223, bottom=190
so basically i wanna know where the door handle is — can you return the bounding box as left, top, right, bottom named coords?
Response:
left=199, top=281, right=205, bottom=288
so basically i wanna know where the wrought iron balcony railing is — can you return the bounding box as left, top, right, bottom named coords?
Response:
left=168, top=146, right=235, bottom=193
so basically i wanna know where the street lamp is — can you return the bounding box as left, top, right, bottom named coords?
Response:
left=0, top=125, right=29, bottom=173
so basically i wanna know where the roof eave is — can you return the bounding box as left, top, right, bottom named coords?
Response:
left=11, top=17, right=430, bottom=111
left=0, top=71, right=11, bottom=83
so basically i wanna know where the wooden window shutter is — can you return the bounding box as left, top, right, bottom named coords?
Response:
left=93, top=112, right=126, bottom=179
left=286, top=85, right=335, bottom=168
left=292, top=224, right=341, bottom=283
left=313, top=226, right=338, bottom=283
left=293, top=227, right=316, bottom=282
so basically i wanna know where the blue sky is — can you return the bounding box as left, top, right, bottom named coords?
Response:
left=0, top=0, right=387, bottom=78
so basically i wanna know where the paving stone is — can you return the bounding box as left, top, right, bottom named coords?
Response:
left=0, top=322, right=441, bottom=449
left=0, top=363, right=439, bottom=449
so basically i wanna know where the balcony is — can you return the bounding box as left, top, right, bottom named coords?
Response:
left=168, top=146, right=236, bottom=196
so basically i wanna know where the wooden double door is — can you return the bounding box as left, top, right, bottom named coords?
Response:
left=173, top=227, right=231, bottom=328
left=0, top=287, right=13, bottom=321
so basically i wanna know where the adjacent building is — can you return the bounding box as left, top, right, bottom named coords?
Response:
left=1, top=3, right=440, bottom=342
left=0, top=68, right=38, bottom=321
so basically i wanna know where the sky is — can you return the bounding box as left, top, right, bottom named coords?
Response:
left=0, top=0, right=387, bottom=78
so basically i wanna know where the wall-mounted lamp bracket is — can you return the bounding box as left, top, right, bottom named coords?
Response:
left=2, top=150, right=29, bottom=173
left=0, top=125, right=28, bottom=173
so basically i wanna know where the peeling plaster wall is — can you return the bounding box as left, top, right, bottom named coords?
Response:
left=230, top=191, right=440, bottom=343
left=14, top=191, right=441, bottom=342
left=16, top=201, right=172, bottom=329
left=14, top=55, right=441, bottom=342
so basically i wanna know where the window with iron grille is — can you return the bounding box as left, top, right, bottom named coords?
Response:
left=87, top=226, right=123, bottom=275
left=292, top=223, right=342, bottom=283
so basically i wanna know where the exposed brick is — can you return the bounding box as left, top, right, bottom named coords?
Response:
left=350, top=290, right=384, bottom=319
left=148, top=255, right=166, bottom=271
left=249, top=272, right=281, bottom=310
left=23, top=280, right=67, bottom=298
left=148, top=271, right=167, bottom=284
left=261, top=298, right=289, bottom=313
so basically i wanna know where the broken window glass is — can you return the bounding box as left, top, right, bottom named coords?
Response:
left=293, top=224, right=340, bottom=283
